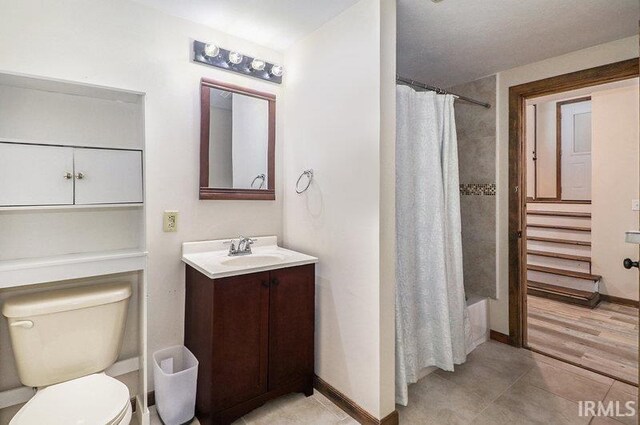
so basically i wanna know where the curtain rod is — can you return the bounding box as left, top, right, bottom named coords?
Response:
left=396, top=75, right=492, bottom=109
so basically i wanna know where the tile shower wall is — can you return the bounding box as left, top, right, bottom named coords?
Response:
left=449, top=75, right=497, bottom=299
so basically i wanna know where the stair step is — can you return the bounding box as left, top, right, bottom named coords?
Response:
left=526, top=210, right=591, bottom=218
left=527, top=281, right=600, bottom=308
left=527, top=250, right=591, bottom=263
left=527, top=236, right=591, bottom=247
left=527, top=224, right=591, bottom=232
left=527, top=265, right=601, bottom=281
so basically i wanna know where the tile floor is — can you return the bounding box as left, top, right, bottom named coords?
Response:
left=146, top=341, right=638, bottom=425
left=402, top=341, right=637, bottom=425
left=146, top=390, right=356, bottom=425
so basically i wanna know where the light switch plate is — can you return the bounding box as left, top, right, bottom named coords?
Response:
left=632, top=200, right=640, bottom=211
left=163, top=211, right=178, bottom=232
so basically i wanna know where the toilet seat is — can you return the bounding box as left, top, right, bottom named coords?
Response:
left=10, top=373, right=131, bottom=425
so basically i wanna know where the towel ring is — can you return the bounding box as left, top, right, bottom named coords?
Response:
left=251, top=174, right=265, bottom=189
left=295, top=169, right=313, bottom=194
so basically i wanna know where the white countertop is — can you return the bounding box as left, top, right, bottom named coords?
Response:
left=181, top=236, right=318, bottom=279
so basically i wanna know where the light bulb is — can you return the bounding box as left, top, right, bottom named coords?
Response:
left=203, top=43, right=219, bottom=58
left=228, top=51, right=243, bottom=65
left=270, top=64, right=284, bottom=77
left=251, top=58, right=266, bottom=71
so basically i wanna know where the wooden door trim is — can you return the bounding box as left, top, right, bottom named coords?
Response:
left=508, top=58, right=639, bottom=348
left=555, top=96, right=592, bottom=201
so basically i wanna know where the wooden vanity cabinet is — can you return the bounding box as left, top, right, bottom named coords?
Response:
left=184, top=264, right=315, bottom=425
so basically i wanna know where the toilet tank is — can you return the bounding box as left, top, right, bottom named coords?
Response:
left=2, top=282, right=132, bottom=387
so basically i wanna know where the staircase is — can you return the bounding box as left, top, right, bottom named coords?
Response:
left=526, top=202, right=600, bottom=308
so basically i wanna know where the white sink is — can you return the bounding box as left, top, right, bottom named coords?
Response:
left=220, top=254, right=286, bottom=267
left=181, top=236, right=318, bottom=279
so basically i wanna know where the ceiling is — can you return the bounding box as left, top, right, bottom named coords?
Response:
left=132, top=0, right=360, bottom=51
left=398, top=0, right=639, bottom=88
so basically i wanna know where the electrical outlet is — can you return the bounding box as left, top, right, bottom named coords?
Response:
left=163, top=211, right=178, bottom=232
left=633, top=200, right=640, bottom=211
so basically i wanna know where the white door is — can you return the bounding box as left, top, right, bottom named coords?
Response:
left=0, top=143, right=74, bottom=206
left=561, top=100, right=592, bottom=200
left=74, top=148, right=143, bottom=204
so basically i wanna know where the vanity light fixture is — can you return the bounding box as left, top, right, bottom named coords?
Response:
left=192, top=40, right=283, bottom=84
left=203, top=43, right=220, bottom=58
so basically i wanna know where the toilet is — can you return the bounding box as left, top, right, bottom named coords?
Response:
left=2, top=282, right=133, bottom=425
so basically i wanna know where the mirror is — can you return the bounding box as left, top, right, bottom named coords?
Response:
left=200, top=78, right=275, bottom=200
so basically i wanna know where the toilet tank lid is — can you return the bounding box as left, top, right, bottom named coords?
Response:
left=2, top=282, right=132, bottom=318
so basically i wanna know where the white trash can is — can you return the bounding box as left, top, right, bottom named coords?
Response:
left=153, top=345, right=199, bottom=425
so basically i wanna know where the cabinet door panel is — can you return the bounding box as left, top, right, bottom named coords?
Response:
left=268, top=265, right=315, bottom=389
left=0, top=143, right=74, bottom=206
left=74, top=148, right=142, bottom=204
left=212, top=272, right=270, bottom=410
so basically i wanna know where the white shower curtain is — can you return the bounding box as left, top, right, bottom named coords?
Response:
left=395, top=85, right=470, bottom=406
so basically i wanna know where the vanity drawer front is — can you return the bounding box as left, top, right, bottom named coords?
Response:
left=211, top=272, right=270, bottom=410
left=268, top=264, right=315, bottom=390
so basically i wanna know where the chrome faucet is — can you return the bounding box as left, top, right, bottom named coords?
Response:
left=228, top=236, right=255, bottom=256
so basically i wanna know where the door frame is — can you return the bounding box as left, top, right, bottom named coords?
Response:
left=508, top=58, right=639, bottom=347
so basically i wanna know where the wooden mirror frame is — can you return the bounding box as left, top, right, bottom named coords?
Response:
left=199, top=78, right=276, bottom=200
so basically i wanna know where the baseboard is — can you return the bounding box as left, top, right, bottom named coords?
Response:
left=132, top=391, right=154, bottom=413
left=489, top=330, right=512, bottom=345
left=313, top=375, right=399, bottom=425
left=600, top=294, right=639, bottom=308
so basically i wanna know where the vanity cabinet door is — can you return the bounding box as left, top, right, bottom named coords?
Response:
left=268, top=265, right=315, bottom=390
left=0, top=143, right=74, bottom=206
left=74, top=148, right=143, bottom=204
left=211, top=272, right=270, bottom=411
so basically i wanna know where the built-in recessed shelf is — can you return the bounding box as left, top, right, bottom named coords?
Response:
left=0, top=249, right=147, bottom=289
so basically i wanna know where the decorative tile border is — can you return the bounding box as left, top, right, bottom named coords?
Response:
left=459, top=183, right=496, bottom=196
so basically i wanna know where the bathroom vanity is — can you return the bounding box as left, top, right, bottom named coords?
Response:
left=182, top=237, right=317, bottom=425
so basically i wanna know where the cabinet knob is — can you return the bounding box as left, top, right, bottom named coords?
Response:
left=75, top=172, right=85, bottom=180
left=261, top=280, right=269, bottom=288
left=63, top=172, right=73, bottom=180
left=271, top=278, right=279, bottom=286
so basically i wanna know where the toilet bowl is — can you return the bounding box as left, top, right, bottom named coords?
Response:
left=9, top=374, right=132, bottom=425
left=2, top=282, right=133, bottom=425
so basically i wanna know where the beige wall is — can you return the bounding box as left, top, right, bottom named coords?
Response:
left=282, top=0, right=395, bottom=418
left=492, top=36, right=639, bottom=334
left=591, top=83, right=639, bottom=301
left=0, top=0, right=284, bottom=390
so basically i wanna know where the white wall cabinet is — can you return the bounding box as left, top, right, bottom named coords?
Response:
left=0, top=142, right=143, bottom=207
